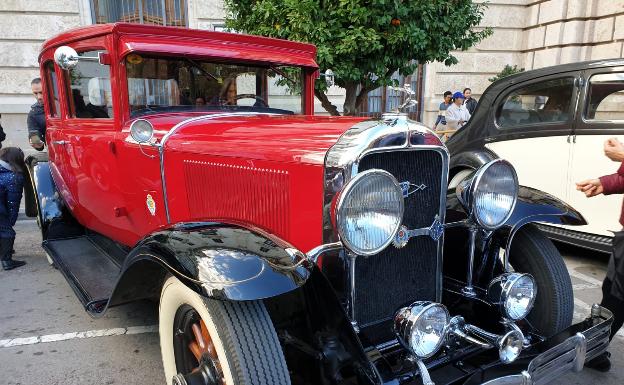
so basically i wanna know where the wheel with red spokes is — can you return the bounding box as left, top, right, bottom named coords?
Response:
left=159, top=276, right=291, bottom=385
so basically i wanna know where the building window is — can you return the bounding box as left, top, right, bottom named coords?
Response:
left=91, top=0, right=187, bottom=26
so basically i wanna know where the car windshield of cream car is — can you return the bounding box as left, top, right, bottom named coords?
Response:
left=125, top=54, right=304, bottom=117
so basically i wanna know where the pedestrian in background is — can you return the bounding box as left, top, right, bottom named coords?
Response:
left=433, top=91, right=452, bottom=131
left=27, top=78, right=46, bottom=151
left=0, top=114, right=6, bottom=149
left=463, top=87, right=478, bottom=115
left=445, top=91, right=471, bottom=129
left=0, top=147, right=26, bottom=271
left=576, top=137, right=624, bottom=371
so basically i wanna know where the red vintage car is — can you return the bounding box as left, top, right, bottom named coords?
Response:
left=26, top=23, right=612, bottom=385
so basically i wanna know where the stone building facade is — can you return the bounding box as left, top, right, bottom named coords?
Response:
left=1, top=0, right=623, bottom=148
left=422, top=0, right=624, bottom=125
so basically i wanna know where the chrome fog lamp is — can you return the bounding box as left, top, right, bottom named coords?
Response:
left=498, top=329, right=524, bottom=364
left=335, top=169, right=404, bottom=256
left=488, top=273, right=537, bottom=320
left=130, top=119, right=155, bottom=143
left=394, top=301, right=450, bottom=359
left=456, top=159, right=518, bottom=230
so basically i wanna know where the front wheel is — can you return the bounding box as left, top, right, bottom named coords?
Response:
left=508, top=224, right=573, bottom=336
left=159, top=276, right=291, bottom=385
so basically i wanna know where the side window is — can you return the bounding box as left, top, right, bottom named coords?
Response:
left=66, top=50, right=114, bottom=119
left=45, top=61, right=61, bottom=117
left=496, top=78, right=575, bottom=128
left=585, top=73, right=624, bottom=121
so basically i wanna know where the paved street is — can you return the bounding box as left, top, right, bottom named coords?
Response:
left=0, top=216, right=623, bottom=385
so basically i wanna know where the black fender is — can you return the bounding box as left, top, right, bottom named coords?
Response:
left=448, top=148, right=497, bottom=180
left=24, top=154, right=82, bottom=240
left=108, top=222, right=312, bottom=306
left=447, top=185, right=586, bottom=235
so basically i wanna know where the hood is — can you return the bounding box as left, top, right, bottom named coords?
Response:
left=133, top=113, right=370, bottom=165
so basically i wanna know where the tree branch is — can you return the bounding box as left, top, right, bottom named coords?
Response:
left=314, top=88, right=341, bottom=116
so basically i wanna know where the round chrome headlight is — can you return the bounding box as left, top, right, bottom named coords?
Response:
left=335, top=169, right=404, bottom=256
left=394, top=302, right=450, bottom=359
left=488, top=273, right=537, bottom=320
left=130, top=119, right=154, bottom=143
left=457, top=159, right=518, bottom=230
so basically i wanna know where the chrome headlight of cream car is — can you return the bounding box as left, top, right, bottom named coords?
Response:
left=457, top=159, right=519, bottom=230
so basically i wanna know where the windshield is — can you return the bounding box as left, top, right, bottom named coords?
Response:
left=125, top=54, right=304, bottom=117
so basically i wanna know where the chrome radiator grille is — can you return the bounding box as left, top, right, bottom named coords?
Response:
left=355, top=149, right=444, bottom=342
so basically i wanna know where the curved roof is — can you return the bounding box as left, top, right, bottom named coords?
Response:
left=40, top=23, right=318, bottom=68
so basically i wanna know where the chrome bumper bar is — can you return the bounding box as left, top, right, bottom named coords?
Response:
left=482, top=304, right=613, bottom=385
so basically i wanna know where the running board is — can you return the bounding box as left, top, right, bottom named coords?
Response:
left=536, top=224, right=612, bottom=254
left=43, top=236, right=122, bottom=316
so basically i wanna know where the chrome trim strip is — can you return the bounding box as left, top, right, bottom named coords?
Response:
left=152, top=112, right=279, bottom=223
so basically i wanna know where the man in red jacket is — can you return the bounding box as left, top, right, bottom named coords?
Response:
left=576, top=137, right=624, bottom=371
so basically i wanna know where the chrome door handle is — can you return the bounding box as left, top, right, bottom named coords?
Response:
left=52, top=140, right=67, bottom=145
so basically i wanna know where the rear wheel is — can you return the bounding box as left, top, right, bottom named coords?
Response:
left=508, top=224, right=573, bottom=336
left=159, top=276, right=291, bottom=385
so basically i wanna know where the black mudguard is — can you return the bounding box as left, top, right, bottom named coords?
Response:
left=447, top=185, right=586, bottom=231
left=449, top=148, right=497, bottom=179
left=25, top=154, right=81, bottom=240
left=108, top=222, right=313, bottom=306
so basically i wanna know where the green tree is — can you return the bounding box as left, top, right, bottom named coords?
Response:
left=224, top=0, right=492, bottom=115
left=488, top=64, right=525, bottom=83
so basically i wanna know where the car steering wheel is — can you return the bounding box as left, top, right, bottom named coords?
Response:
left=236, top=94, right=268, bottom=108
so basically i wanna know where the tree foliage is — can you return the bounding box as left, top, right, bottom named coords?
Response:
left=224, top=0, right=492, bottom=115
left=488, top=64, right=525, bottom=83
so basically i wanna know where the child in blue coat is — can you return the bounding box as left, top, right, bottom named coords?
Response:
left=0, top=147, right=25, bottom=270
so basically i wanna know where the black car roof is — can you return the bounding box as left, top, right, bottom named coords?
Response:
left=489, top=58, right=624, bottom=89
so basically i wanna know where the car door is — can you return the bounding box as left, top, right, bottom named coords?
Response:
left=567, top=66, right=624, bottom=238
left=484, top=73, right=580, bottom=203
left=39, top=59, right=68, bottom=195
left=58, top=46, right=132, bottom=243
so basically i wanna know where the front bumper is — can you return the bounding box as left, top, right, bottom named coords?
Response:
left=473, top=304, right=613, bottom=385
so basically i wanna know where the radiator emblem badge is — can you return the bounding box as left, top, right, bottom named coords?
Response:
left=146, top=194, right=156, bottom=216
left=393, top=216, right=444, bottom=248
left=399, top=181, right=427, bottom=198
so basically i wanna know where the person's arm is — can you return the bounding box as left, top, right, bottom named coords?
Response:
left=434, top=114, right=442, bottom=128
left=599, top=171, right=624, bottom=195
left=6, top=173, right=24, bottom=226
left=26, top=111, right=44, bottom=150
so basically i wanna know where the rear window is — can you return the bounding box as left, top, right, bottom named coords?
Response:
left=496, top=78, right=575, bottom=129
left=585, top=73, right=624, bottom=121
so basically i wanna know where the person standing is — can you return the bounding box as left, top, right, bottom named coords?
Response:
left=576, top=137, right=624, bottom=371
left=27, top=78, right=46, bottom=151
left=463, top=87, right=478, bottom=115
left=433, top=91, right=452, bottom=131
left=445, top=91, right=471, bottom=129
left=0, top=114, right=7, bottom=149
left=0, top=147, right=26, bottom=271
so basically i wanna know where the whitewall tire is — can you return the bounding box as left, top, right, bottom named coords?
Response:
left=159, top=275, right=291, bottom=385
